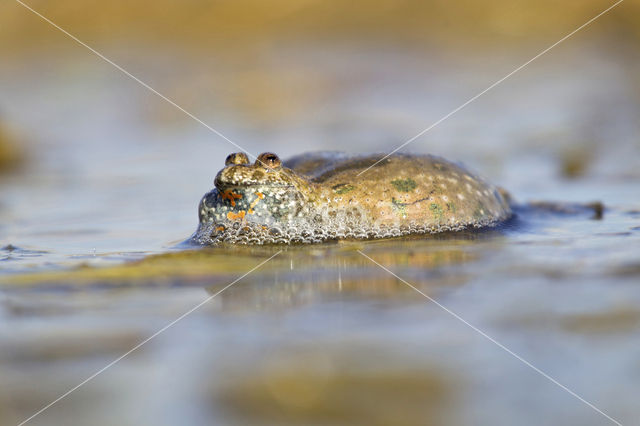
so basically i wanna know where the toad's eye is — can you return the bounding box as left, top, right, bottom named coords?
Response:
left=225, top=152, right=250, bottom=166
left=256, top=152, right=282, bottom=170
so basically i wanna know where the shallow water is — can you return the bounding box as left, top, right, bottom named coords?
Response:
left=1, top=39, right=640, bottom=425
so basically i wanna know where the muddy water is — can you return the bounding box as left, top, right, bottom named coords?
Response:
left=1, top=41, right=640, bottom=425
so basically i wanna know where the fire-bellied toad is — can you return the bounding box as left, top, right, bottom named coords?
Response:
left=193, top=151, right=511, bottom=244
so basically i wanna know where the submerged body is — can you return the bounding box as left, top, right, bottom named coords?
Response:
left=194, top=152, right=511, bottom=244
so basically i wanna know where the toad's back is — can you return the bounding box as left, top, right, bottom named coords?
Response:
left=285, top=152, right=511, bottom=231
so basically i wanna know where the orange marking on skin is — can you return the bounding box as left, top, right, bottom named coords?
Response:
left=226, top=210, right=246, bottom=221
left=247, top=192, right=265, bottom=215
left=216, top=226, right=225, bottom=232
left=221, top=190, right=242, bottom=207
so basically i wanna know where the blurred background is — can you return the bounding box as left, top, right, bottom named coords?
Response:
left=1, top=1, right=640, bottom=425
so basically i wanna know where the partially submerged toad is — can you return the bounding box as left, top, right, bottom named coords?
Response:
left=193, top=152, right=512, bottom=244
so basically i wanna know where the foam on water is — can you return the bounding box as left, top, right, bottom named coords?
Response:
left=192, top=208, right=508, bottom=245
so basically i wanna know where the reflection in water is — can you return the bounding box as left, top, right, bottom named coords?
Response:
left=1, top=232, right=498, bottom=289
left=207, top=345, right=456, bottom=426
left=203, top=237, right=492, bottom=311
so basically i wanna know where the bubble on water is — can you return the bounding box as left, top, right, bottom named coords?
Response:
left=193, top=169, right=512, bottom=245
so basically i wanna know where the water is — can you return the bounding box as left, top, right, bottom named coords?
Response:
left=1, top=40, right=639, bottom=425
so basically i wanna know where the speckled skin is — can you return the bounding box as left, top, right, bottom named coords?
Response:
left=194, top=151, right=512, bottom=244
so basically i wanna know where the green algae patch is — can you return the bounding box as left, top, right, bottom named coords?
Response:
left=429, top=203, right=444, bottom=221
left=391, top=178, right=417, bottom=193
left=332, top=183, right=355, bottom=195
left=391, top=197, right=407, bottom=217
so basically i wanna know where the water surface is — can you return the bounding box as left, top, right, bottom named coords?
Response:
left=1, top=39, right=639, bottom=425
